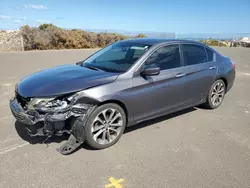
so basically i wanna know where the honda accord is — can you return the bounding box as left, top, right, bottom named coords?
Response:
left=10, top=38, right=235, bottom=154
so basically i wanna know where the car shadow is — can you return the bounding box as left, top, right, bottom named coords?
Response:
left=124, top=107, right=197, bottom=134
left=81, top=108, right=197, bottom=150
left=15, top=107, right=197, bottom=151
left=15, top=120, right=96, bottom=153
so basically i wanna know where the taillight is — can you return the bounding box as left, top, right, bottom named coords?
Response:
left=231, top=61, right=236, bottom=69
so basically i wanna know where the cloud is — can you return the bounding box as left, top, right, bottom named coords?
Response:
left=0, top=15, right=10, bottom=20
left=20, top=17, right=27, bottom=21
left=24, top=4, right=48, bottom=9
left=13, top=19, right=22, bottom=23
left=36, top=20, right=50, bottom=24
left=11, top=16, right=27, bottom=21
left=0, top=15, right=28, bottom=27
left=56, top=16, right=64, bottom=20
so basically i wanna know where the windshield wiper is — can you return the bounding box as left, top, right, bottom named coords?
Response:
left=83, top=65, right=104, bottom=71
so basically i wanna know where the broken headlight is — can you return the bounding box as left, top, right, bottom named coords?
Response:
left=30, top=98, right=69, bottom=112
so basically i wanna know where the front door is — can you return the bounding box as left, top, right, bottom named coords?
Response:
left=131, top=44, right=187, bottom=122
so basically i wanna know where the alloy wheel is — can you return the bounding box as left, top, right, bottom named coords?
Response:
left=91, top=108, right=123, bottom=145
left=211, top=82, right=225, bottom=107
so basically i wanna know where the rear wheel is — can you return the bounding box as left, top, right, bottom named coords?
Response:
left=84, top=103, right=126, bottom=149
left=204, top=79, right=226, bottom=109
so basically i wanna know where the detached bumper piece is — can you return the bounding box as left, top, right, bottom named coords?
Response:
left=57, top=134, right=83, bottom=155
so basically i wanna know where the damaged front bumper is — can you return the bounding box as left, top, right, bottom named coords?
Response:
left=10, top=98, right=39, bottom=125
left=10, top=97, right=91, bottom=125
left=10, top=96, right=95, bottom=154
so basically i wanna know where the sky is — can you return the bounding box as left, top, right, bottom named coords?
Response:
left=0, top=0, right=250, bottom=35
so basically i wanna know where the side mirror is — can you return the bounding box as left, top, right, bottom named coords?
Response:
left=141, top=66, right=160, bottom=76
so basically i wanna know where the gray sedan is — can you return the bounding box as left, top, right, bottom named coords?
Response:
left=10, top=38, right=235, bottom=154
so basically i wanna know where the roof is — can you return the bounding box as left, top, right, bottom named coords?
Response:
left=118, top=38, right=203, bottom=46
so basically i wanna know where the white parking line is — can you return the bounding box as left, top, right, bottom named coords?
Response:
left=237, top=72, right=250, bottom=77
left=0, top=142, right=29, bottom=155
left=0, top=137, right=21, bottom=144
left=0, top=115, right=13, bottom=121
left=241, top=72, right=250, bottom=76
left=1, top=83, right=12, bottom=86
left=8, top=76, right=16, bottom=79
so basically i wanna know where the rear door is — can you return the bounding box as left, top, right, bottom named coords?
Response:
left=180, top=44, right=217, bottom=105
left=131, top=44, right=187, bottom=122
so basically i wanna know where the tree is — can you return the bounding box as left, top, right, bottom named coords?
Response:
left=135, top=33, right=146, bottom=38
left=39, top=23, right=55, bottom=30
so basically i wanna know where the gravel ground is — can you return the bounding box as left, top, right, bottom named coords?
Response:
left=0, top=47, right=250, bottom=188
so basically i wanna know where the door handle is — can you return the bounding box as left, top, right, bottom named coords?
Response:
left=209, top=66, right=216, bottom=70
left=176, top=73, right=186, bottom=78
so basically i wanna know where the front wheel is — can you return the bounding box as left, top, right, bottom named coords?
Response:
left=84, top=103, right=126, bottom=149
left=204, top=79, right=226, bottom=109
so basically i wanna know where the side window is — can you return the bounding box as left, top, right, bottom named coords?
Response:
left=144, top=44, right=181, bottom=70
left=182, top=44, right=207, bottom=66
left=206, top=48, right=214, bottom=62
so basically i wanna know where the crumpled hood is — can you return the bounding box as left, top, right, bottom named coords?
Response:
left=17, top=64, right=119, bottom=97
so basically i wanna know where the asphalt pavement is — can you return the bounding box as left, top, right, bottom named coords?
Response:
left=0, top=47, right=250, bottom=188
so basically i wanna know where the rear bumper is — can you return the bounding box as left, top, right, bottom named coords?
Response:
left=226, top=69, right=235, bottom=92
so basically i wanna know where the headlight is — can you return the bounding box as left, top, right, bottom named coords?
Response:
left=29, top=98, right=69, bottom=112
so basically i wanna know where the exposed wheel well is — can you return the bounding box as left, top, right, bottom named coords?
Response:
left=98, top=100, right=128, bottom=125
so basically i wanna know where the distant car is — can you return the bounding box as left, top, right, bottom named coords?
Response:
left=10, top=38, right=235, bottom=154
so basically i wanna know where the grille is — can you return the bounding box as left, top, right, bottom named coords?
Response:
left=15, top=92, right=30, bottom=108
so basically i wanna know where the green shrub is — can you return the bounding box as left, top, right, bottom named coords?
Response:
left=21, top=24, right=144, bottom=50
left=199, top=39, right=227, bottom=46
left=135, top=33, right=146, bottom=38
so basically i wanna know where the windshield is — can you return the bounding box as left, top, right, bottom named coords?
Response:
left=82, top=42, right=151, bottom=73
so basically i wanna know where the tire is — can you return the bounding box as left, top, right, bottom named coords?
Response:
left=204, top=79, right=226, bottom=109
left=84, top=103, right=126, bottom=149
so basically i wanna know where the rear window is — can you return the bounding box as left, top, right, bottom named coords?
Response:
left=182, top=44, right=207, bottom=66
left=206, top=48, right=214, bottom=61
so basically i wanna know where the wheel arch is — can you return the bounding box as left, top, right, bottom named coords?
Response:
left=216, top=77, right=228, bottom=91
left=97, top=99, right=129, bottom=126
